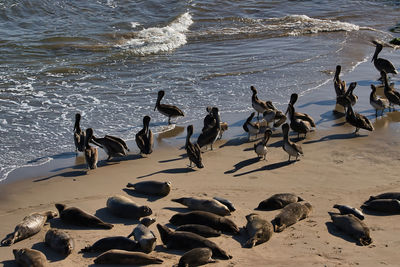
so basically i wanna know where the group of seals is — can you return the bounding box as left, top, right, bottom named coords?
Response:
left=362, top=192, right=400, bottom=213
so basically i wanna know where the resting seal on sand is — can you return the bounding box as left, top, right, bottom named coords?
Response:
left=257, top=193, right=303, bottom=210
left=1, top=211, right=57, bottom=246
left=172, top=197, right=231, bottom=216
left=244, top=213, right=273, bottom=248
left=126, top=181, right=171, bottom=196
left=13, top=248, right=48, bottom=267
left=127, top=217, right=157, bottom=253
left=157, top=224, right=232, bottom=260
left=176, top=247, right=215, bottom=267
left=330, top=213, right=372, bottom=246
left=367, top=192, right=400, bottom=202
left=106, top=195, right=152, bottom=219
left=175, top=224, right=221, bottom=238
left=55, top=203, right=113, bottom=229
left=170, top=211, right=239, bottom=234
left=94, top=249, right=163, bottom=265
left=273, top=202, right=312, bottom=232
left=213, top=196, right=236, bottom=212
left=80, top=236, right=139, bottom=253
left=333, top=204, right=365, bottom=220
left=362, top=199, right=400, bottom=213
left=45, top=229, right=74, bottom=256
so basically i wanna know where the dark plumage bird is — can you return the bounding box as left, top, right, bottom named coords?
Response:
left=254, top=129, right=272, bottom=160
left=370, top=84, right=388, bottom=117
left=345, top=103, right=374, bottom=135
left=286, top=103, right=312, bottom=139
left=197, top=107, right=220, bottom=150
left=154, top=90, right=184, bottom=124
left=371, top=41, right=398, bottom=80
left=185, top=125, right=203, bottom=168
left=136, top=115, right=154, bottom=155
left=202, top=106, right=228, bottom=139
left=84, top=128, right=98, bottom=170
left=73, top=113, right=86, bottom=153
left=333, top=65, right=346, bottom=97
left=91, top=131, right=129, bottom=161
left=381, top=71, right=400, bottom=111
left=336, top=82, right=358, bottom=110
left=242, top=112, right=260, bottom=141
left=282, top=123, right=303, bottom=162
left=286, top=93, right=316, bottom=127
left=251, top=86, right=274, bottom=119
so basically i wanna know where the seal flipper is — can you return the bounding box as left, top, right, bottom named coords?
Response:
left=1, top=232, right=17, bottom=246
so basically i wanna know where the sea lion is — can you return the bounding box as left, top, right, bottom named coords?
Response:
left=94, top=249, right=163, bottom=265
left=106, top=195, right=152, bottom=219
left=80, top=236, right=139, bottom=253
left=170, top=211, right=239, bottom=234
left=257, top=193, right=304, bottom=210
left=273, top=202, right=312, bottom=232
left=213, top=196, right=236, bottom=212
left=330, top=213, right=372, bottom=246
left=127, top=218, right=157, bottom=253
left=126, top=181, right=171, bottom=196
left=172, top=197, right=231, bottom=216
left=1, top=211, right=57, bottom=246
left=13, top=248, right=48, bottom=267
left=45, top=229, right=74, bottom=256
left=244, top=213, right=273, bottom=248
left=157, top=224, right=232, bottom=260
left=362, top=199, right=400, bottom=213
left=55, top=203, right=113, bottom=229
left=333, top=204, right=365, bottom=220
left=176, top=247, right=215, bottom=267
left=175, top=224, right=221, bottom=238
left=367, top=192, right=400, bottom=202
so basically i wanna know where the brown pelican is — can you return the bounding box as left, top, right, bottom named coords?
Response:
left=286, top=93, right=316, bottom=127
left=73, top=113, right=85, bottom=153
left=286, top=103, right=312, bottom=139
left=197, top=107, right=220, bottom=150
left=242, top=112, right=260, bottom=141
left=345, top=103, right=374, bottom=135
left=382, top=71, right=400, bottom=111
left=202, top=106, right=228, bottom=139
left=251, top=86, right=274, bottom=119
left=154, top=90, right=184, bottom=124
left=91, top=131, right=129, bottom=161
left=370, top=84, right=389, bottom=117
left=136, top=115, right=153, bottom=155
left=282, top=123, right=303, bottom=162
left=372, top=41, right=398, bottom=80
left=84, top=128, right=98, bottom=169
left=254, top=129, right=272, bottom=160
left=185, top=125, right=203, bottom=168
left=262, top=101, right=287, bottom=128
left=336, top=82, right=358, bottom=110
left=333, top=65, right=346, bottom=97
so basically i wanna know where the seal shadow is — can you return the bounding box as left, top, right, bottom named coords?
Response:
left=94, top=207, right=139, bottom=226
left=325, top=222, right=360, bottom=246
left=163, top=207, right=191, bottom=213
left=154, top=244, right=185, bottom=256
left=0, top=260, right=15, bottom=267
left=224, top=157, right=261, bottom=174
left=137, top=168, right=196, bottom=179
left=49, top=218, right=114, bottom=231
left=233, top=160, right=294, bottom=177
left=33, top=170, right=87, bottom=182
left=122, top=188, right=166, bottom=202
left=360, top=206, right=399, bottom=216
left=232, top=228, right=250, bottom=248
left=31, top=242, right=66, bottom=262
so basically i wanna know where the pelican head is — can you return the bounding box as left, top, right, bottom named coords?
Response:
left=372, top=41, right=383, bottom=62
left=250, top=86, right=257, bottom=95
left=289, top=93, right=298, bottom=106
left=154, top=90, right=165, bottom=110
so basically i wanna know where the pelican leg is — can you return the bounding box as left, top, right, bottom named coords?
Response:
left=210, top=144, right=213, bottom=150
left=106, top=155, right=111, bottom=161
left=168, top=117, right=171, bottom=125
left=288, top=155, right=291, bottom=162
left=375, top=110, right=378, bottom=118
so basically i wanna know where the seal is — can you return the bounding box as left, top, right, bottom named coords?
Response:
left=127, top=218, right=157, bottom=253
left=170, top=211, right=239, bottom=234
left=257, top=193, right=304, bottom=210
left=1, top=210, right=57, bottom=246
left=80, top=236, right=139, bottom=253
left=244, top=213, right=273, bottom=248
left=157, top=224, right=232, bottom=260
left=330, top=213, right=372, bottom=246
left=13, top=248, right=48, bottom=267
left=176, top=247, right=215, bottom=267
left=94, top=249, right=163, bottom=265
left=45, top=229, right=74, bottom=256
left=367, top=192, right=400, bottom=202
left=106, top=195, right=152, bottom=219
left=172, top=197, right=231, bottom=216
left=126, top=181, right=171, bottom=196
left=213, top=196, right=236, bottom=212
left=55, top=203, right=113, bottom=229
left=175, top=224, right=221, bottom=238
left=333, top=204, right=365, bottom=220
left=362, top=199, right=400, bottom=213
left=273, top=202, right=312, bottom=232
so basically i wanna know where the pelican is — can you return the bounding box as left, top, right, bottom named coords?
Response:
left=73, top=113, right=85, bottom=153
left=154, top=90, right=184, bottom=124
left=84, top=128, right=98, bottom=169
left=242, top=112, right=260, bottom=141
left=286, top=103, right=312, bottom=139
left=251, top=86, right=274, bottom=119
left=136, top=115, right=153, bottom=155
left=336, top=82, right=358, bottom=110
left=197, top=107, right=220, bottom=150
left=254, top=129, right=272, bottom=160
left=282, top=123, right=303, bottom=162
left=371, top=41, right=398, bottom=80
left=382, top=70, right=400, bottom=111
left=185, top=125, right=203, bottom=168
left=345, top=103, right=374, bottom=135
left=370, top=84, right=389, bottom=117
left=202, top=106, right=228, bottom=139
left=91, top=131, right=129, bottom=161
left=262, top=101, right=287, bottom=128
left=333, top=65, right=346, bottom=97
left=286, top=93, right=316, bottom=127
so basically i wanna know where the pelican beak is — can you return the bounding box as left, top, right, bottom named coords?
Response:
left=154, top=105, right=157, bottom=111
left=285, top=106, right=289, bottom=116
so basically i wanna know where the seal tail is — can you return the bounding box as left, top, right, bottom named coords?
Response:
left=79, top=246, right=92, bottom=253
left=97, top=222, right=113, bottom=229
left=126, top=183, right=134, bottom=188
left=1, top=233, right=16, bottom=246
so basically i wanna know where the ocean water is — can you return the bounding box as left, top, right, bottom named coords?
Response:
left=0, top=0, right=399, bottom=182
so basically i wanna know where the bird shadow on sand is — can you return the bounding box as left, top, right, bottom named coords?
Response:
left=303, top=132, right=367, bottom=145
left=219, top=137, right=249, bottom=148
left=31, top=242, right=67, bottom=262
left=33, top=169, right=88, bottom=182
left=0, top=260, right=15, bottom=267
left=233, top=160, right=294, bottom=177
left=122, top=188, right=166, bottom=202
left=137, top=168, right=196, bottom=179
left=325, top=222, right=360, bottom=246
left=94, top=208, right=139, bottom=225
left=224, top=157, right=261, bottom=174
left=298, top=99, right=336, bottom=108
left=158, top=153, right=186, bottom=164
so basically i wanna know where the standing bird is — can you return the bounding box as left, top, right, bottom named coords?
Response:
left=91, top=131, right=129, bottom=161
left=243, top=112, right=260, bottom=141
left=202, top=106, right=228, bottom=139
left=286, top=93, right=316, bottom=127
left=185, top=125, right=203, bottom=168
left=262, top=101, right=287, bottom=128
left=282, top=123, right=303, bottom=162
left=84, top=128, right=98, bottom=170
left=286, top=103, right=312, bottom=139
left=370, top=84, right=389, bottom=117
left=73, top=113, right=86, bottom=154
left=251, top=86, right=274, bottom=119
left=371, top=41, right=398, bottom=81
left=154, top=90, right=184, bottom=124
left=254, top=129, right=272, bottom=160
left=333, top=65, right=346, bottom=97
left=382, top=70, right=400, bottom=111
left=345, top=103, right=374, bottom=135
left=136, top=115, right=154, bottom=155
left=197, top=107, right=220, bottom=150
left=336, top=82, right=358, bottom=110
